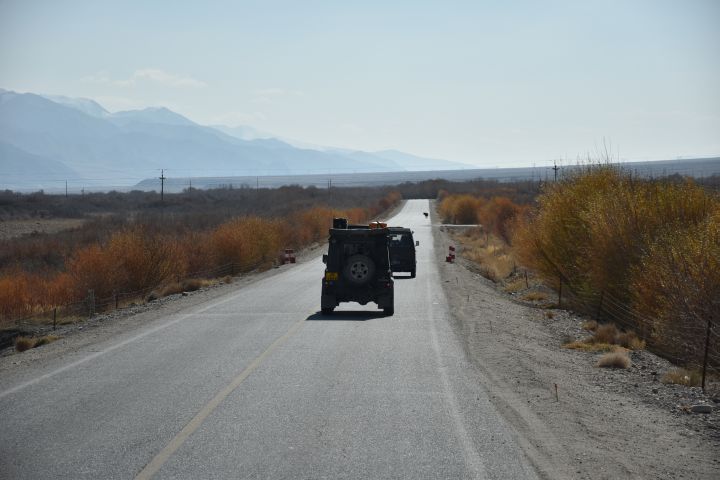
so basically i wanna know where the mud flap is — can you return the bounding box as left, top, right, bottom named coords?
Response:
left=321, top=294, right=338, bottom=309
left=376, top=293, right=393, bottom=309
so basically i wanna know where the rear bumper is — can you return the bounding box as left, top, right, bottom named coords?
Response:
left=322, top=281, right=393, bottom=308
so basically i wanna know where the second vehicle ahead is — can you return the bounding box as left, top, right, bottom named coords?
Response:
left=387, top=227, right=417, bottom=278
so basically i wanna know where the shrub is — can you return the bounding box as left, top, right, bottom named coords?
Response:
left=479, top=197, right=526, bottom=244
left=14, top=334, right=59, bottom=352
left=67, top=244, right=118, bottom=299
left=564, top=322, right=644, bottom=352
left=597, top=351, right=631, bottom=369
left=630, top=207, right=720, bottom=363
left=514, top=165, right=718, bottom=366
left=14, top=336, right=35, bottom=352
left=439, top=195, right=482, bottom=224
left=582, top=320, right=598, bottom=331
left=0, top=190, right=401, bottom=325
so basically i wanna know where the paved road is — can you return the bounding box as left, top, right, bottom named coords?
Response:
left=0, top=200, right=538, bottom=479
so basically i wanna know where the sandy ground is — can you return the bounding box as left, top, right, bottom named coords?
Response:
left=0, top=218, right=86, bottom=240
left=432, top=204, right=720, bottom=479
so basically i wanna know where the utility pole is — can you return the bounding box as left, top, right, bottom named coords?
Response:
left=159, top=169, right=166, bottom=203
left=65, top=180, right=68, bottom=198
left=552, top=161, right=560, bottom=181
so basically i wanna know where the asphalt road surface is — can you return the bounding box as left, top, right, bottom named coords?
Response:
left=0, top=200, right=538, bottom=479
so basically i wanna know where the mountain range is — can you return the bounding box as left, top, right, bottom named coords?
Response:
left=0, top=89, right=471, bottom=191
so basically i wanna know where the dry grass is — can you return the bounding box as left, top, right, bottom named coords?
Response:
left=661, top=368, right=703, bottom=387
left=57, top=315, right=84, bottom=326
left=597, top=351, right=631, bottom=369
left=582, top=320, right=598, bottom=331
left=0, top=218, right=86, bottom=241
left=14, top=334, right=60, bottom=352
left=564, top=322, right=644, bottom=352
left=522, top=292, right=548, bottom=302
left=503, top=277, right=527, bottom=293
left=564, top=340, right=617, bottom=352
left=459, top=233, right=516, bottom=282
left=593, top=323, right=619, bottom=344
left=545, top=311, right=555, bottom=319
left=153, top=278, right=214, bottom=299
left=616, top=331, right=646, bottom=350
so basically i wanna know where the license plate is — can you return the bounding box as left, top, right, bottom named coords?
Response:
left=325, top=272, right=338, bottom=281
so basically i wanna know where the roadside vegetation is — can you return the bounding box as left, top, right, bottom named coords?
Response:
left=438, top=165, right=719, bottom=374
left=0, top=187, right=400, bottom=328
left=13, top=334, right=60, bottom=352
left=513, top=165, right=719, bottom=369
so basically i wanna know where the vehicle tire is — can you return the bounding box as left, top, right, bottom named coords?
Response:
left=343, top=254, right=376, bottom=285
left=383, top=306, right=394, bottom=316
left=321, top=307, right=334, bottom=315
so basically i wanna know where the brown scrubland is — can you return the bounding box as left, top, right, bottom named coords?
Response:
left=0, top=186, right=400, bottom=326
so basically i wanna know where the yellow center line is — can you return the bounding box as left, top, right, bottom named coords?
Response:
left=134, top=317, right=307, bottom=480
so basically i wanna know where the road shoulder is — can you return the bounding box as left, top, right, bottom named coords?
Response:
left=431, top=202, right=719, bottom=480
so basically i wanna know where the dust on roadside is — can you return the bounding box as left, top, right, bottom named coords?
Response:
left=431, top=202, right=720, bottom=480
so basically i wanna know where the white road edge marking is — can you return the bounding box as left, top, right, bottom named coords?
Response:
left=134, top=317, right=306, bottom=480
left=426, top=264, right=489, bottom=479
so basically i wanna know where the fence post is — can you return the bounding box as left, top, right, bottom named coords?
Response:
left=53, top=307, right=57, bottom=331
left=88, top=289, right=95, bottom=317
left=702, top=318, right=712, bottom=392
left=524, top=270, right=529, bottom=289
left=558, top=276, right=563, bottom=308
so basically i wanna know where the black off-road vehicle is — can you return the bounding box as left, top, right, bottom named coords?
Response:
left=321, top=218, right=394, bottom=316
left=387, top=227, right=417, bottom=278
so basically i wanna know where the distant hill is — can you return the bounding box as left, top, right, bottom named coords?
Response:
left=371, top=149, right=472, bottom=170
left=3, top=89, right=476, bottom=190
left=0, top=142, right=79, bottom=189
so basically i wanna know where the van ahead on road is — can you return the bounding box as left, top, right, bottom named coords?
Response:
left=387, top=227, right=417, bottom=278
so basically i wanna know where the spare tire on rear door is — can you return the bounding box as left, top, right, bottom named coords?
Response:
left=343, top=254, right=375, bottom=285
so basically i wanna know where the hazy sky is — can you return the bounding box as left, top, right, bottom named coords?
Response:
left=1, top=0, right=718, bottom=167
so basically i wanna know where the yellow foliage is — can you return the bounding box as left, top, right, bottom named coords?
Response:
left=514, top=165, right=719, bottom=365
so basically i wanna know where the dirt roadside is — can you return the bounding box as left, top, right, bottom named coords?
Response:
left=432, top=204, right=719, bottom=479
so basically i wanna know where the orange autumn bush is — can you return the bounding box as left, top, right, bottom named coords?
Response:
left=0, top=191, right=401, bottom=325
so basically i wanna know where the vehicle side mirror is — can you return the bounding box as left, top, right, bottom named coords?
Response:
left=322, top=254, right=328, bottom=264
left=415, top=241, right=420, bottom=247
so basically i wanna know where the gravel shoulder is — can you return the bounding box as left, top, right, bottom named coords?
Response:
left=432, top=203, right=720, bottom=480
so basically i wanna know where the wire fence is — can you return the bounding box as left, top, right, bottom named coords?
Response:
left=6, top=256, right=272, bottom=337
left=556, top=275, right=720, bottom=390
